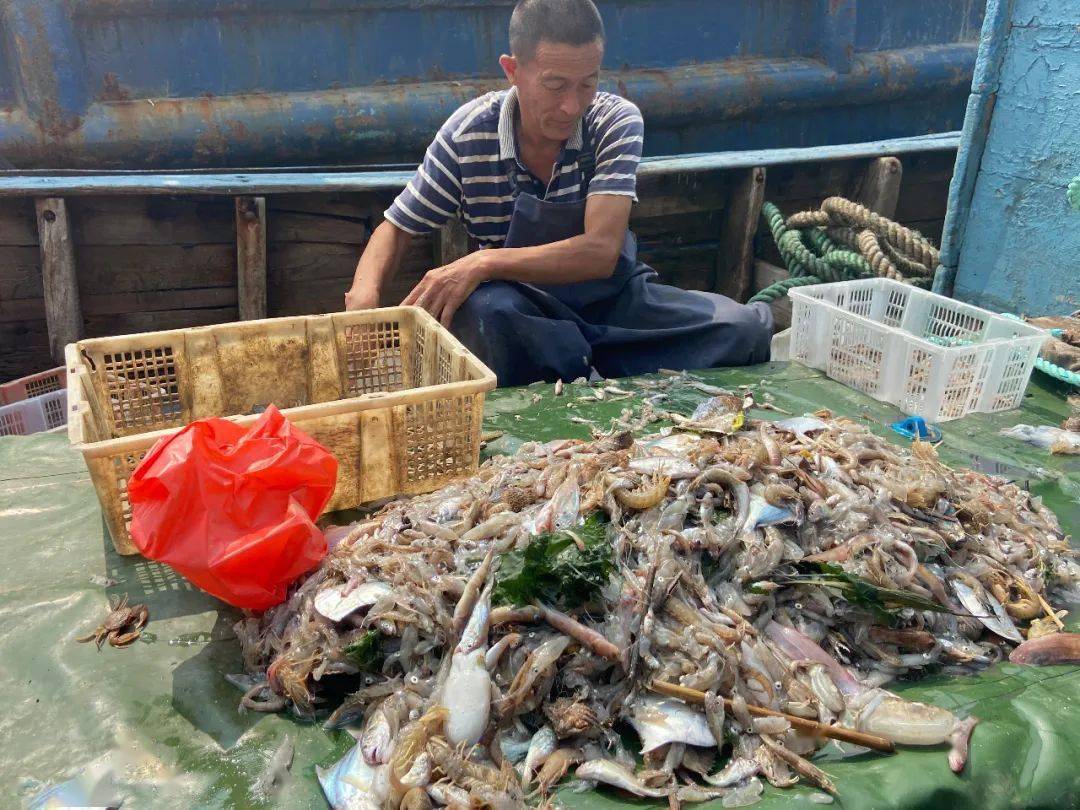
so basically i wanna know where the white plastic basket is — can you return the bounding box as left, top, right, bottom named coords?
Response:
left=788, top=279, right=1047, bottom=422
left=0, top=389, right=69, bottom=437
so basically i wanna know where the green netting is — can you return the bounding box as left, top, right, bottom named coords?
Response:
left=2, top=362, right=1077, bottom=809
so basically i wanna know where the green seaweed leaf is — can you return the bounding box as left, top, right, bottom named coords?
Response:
left=343, top=630, right=382, bottom=672
left=769, top=562, right=953, bottom=625
left=492, top=512, right=612, bottom=609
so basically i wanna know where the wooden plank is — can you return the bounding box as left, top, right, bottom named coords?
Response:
left=266, top=192, right=389, bottom=220
left=635, top=171, right=730, bottom=218
left=0, top=245, right=44, bottom=299
left=76, top=244, right=236, bottom=292
left=268, top=242, right=364, bottom=283
left=67, top=196, right=235, bottom=245
left=0, top=199, right=39, bottom=246
left=1, top=287, right=239, bottom=321
left=854, top=156, right=903, bottom=217
left=0, top=320, right=51, bottom=381
left=435, top=216, right=470, bottom=265
left=83, top=307, right=237, bottom=336
left=236, top=196, right=267, bottom=320
left=267, top=210, right=372, bottom=245
left=753, top=259, right=793, bottom=330
left=35, top=197, right=83, bottom=363
left=894, top=182, right=950, bottom=224
left=632, top=210, right=722, bottom=241
left=714, top=167, right=766, bottom=301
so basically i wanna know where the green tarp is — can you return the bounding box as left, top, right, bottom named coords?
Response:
left=2, top=362, right=1077, bottom=809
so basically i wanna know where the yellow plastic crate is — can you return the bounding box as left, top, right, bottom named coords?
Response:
left=66, top=307, right=496, bottom=555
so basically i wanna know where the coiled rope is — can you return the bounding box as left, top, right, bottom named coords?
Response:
left=750, top=197, right=938, bottom=303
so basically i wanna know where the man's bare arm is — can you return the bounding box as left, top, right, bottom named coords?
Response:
left=403, top=195, right=631, bottom=325
left=345, top=220, right=413, bottom=310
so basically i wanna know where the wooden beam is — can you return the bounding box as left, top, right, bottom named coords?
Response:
left=235, top=195, right=267, bottom=320
left=435, top=215, right=470, bottom=266
left=714, top=166, right=766, bottom=301
left=753, top=259, right=793, bottom=330
left=34, top=197, right=83, bottom=362
left=854, top=156, right=903, bottom=217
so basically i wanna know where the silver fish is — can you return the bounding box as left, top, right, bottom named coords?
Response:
left=950, top=578, right=1023, bottom=643
left=576, top=759, right=670, bottom=798
left=745, top=495, right=797, bottom=530
left=629, top=455, right=700, bottom=479
left=774, top=416, right=831, bottom=437
left=314, top=581, right=393, bottom=622
left=628, top=696, right=715, bottom=753
left=521, top=725, right=557, bottom=786
left=317, top=743, right=388, bottom=810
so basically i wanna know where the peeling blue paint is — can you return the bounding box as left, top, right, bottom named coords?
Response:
left=945, top=0, right=1080, bottom=315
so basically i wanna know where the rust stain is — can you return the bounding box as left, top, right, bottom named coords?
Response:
left=98, top=72, right=131, bottom=102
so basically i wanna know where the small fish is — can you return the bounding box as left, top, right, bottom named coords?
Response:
left=314, top=581, right=393, bottom=622
left=628, top=696, right=714, bottom=753
left=1009, top=632, right=1080, bottom=665
left=689, top=381, right=736, bottom=397
left=639, top=434, right=701, bottom=455
left=360, top=704, right=393, bottom=764
left=317, top=743, right=388, bottom=810
left=745, top=495, right=797, bottom=530
left=323, top=694, right=368, bottom=731
left=774, top=416, right=830, bottom=437
left=521, top=725, right=557, bottom=786
left=251, top=735, right=294, bottom=800
left=950, top=578, right=1023, bottom=643
left=703, top=757, right=761, bottom=788
left=88, top=574, right=118, bottom=588
left=576, top=759, right=669, bottom=798
left=496, top=728, right=533, bottom=764
left=554, top=379, right=564, bottom=397
left=568, top=416, right=596, bottom=425
left=629, top=455, right=699, bottom=479
left=690, top=395, right=742, bottom=422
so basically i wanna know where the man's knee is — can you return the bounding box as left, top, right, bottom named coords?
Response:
left=736, top=302, right=774, bottom=361
left=454, top=281, right=522, bottom=326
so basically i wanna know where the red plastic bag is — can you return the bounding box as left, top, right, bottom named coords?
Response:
left=128, top=405, right=338, bottom=610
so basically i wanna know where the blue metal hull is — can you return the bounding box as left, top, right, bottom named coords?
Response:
left=0, top=0, right=984, bottom=169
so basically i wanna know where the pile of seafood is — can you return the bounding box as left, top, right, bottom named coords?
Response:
left=234, top=403, right=1079, bottom=808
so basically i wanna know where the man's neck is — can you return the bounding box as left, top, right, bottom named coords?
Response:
left=515, top=116, right=564, bottom=184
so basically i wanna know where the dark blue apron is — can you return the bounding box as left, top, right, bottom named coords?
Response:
left=450, top=143, right=773, bottom=386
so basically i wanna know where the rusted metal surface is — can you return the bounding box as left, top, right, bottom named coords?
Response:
left=0, top=0, right=984, bottom=170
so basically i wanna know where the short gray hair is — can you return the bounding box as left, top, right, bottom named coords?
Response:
left=509, top=0, right=605, bottom=62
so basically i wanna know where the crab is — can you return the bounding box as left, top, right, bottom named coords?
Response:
left=76, top=594, right=149, bottom=649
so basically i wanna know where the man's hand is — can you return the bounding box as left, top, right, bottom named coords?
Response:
left=344, top=281, right=381, bottom=311
left=403, top=251, right=491, bottom=327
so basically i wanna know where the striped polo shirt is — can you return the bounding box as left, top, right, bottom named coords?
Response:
left=384, top=86, right=644, bottom=246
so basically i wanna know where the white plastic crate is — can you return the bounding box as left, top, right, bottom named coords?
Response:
left=0, top=389, right=69, bottom=437
left=788, top=278, right=1047, bottom=422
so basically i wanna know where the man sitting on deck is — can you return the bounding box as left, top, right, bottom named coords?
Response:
left=345, top=0, right=773, bottom=386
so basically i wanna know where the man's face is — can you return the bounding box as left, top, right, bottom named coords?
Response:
left=501, top=39, right=603, bottom=145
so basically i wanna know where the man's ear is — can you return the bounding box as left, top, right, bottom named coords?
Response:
left=499, top=54, right=518, bottom=84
